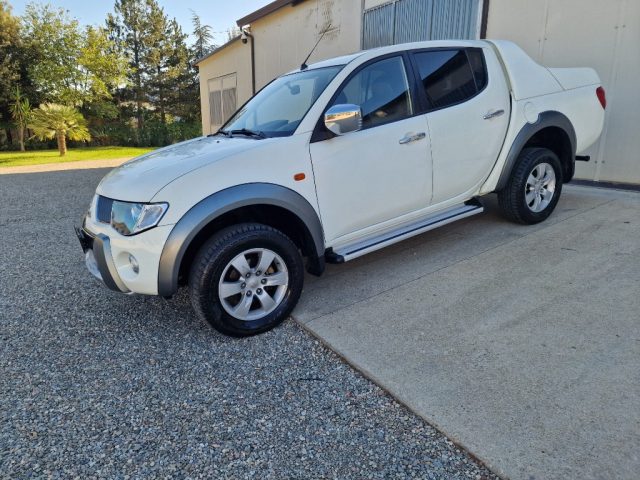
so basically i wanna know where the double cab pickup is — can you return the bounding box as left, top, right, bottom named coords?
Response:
left=77, top=40, right=605, bottom=336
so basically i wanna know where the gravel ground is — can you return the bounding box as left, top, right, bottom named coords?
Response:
left=0, top=169, right=499, bottom=479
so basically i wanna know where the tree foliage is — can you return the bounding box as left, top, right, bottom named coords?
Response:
left=191, top=10, right=214, bottom=61
left=28, top=103, right=91, bottom=156
left=9, top=87, right=30, bottom=151
left=0, top=1, right=21, bottom=108
left=0, top=0, right=210, bottom=150
left=107, top=0, right=161, bottom=131
left=107, top=0, right=199, bottom=142
left=21, top=4, right=128, bottom=107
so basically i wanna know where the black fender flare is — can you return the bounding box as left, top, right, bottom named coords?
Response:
left=157, top=183, right=325, bottom=296
left=495, top=111, right=577, bottom=191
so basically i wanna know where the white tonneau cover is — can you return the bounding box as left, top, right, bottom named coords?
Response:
left=488, top=40, right=562, bottom=101
left=547, top=67, right=601, bottom=90
left=488, top=40, right=600, bottom=100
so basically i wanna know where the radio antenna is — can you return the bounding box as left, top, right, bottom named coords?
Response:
left=300, top=24, right=332, bottom=70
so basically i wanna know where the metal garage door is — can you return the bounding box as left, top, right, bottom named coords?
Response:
left=363, top=0, right=482, bottom=49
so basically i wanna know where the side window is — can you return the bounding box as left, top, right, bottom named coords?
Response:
left=467, top=48, right=487, bottom=91
left=329, top=56, right=413, bottom=129
left=413, top=49, right=485, bottom=110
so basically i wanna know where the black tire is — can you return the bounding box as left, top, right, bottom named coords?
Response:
left=498, top=147, right=563, bottom=224
left=189, top=223, right=304, bottom=337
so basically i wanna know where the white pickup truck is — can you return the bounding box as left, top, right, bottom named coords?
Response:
left=77, top=40, right=605, bottom=336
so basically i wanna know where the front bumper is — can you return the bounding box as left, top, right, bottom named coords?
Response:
left=75, top=226, right=130, bottom=293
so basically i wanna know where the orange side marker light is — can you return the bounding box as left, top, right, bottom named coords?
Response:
left=294, top=173, right=306, bottom=181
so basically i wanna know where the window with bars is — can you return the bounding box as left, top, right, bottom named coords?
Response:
left=208, top=73, right=237, bottom=132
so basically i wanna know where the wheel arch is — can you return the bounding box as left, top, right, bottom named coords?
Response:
left=157, top=183, right=325, bottom=297
left=496, top=111, right=576, bottom=191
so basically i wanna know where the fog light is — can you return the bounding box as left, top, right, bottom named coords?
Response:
left=128, top=254, right=139, bottom=274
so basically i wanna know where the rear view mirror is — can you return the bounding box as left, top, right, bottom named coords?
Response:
left=287, top=83, right=301, bottom=95
left=324, top=104, right=362, bottom=136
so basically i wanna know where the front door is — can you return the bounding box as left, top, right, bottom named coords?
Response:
left=309, top=55, right=432, bottom=245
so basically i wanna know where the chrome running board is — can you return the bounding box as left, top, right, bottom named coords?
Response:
left=325, top=200, right=483, bottom=264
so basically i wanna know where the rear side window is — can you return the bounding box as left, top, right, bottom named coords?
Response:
left=413, top=49, right=487, bottom=110
left=467, top=48, right=487, bottom=91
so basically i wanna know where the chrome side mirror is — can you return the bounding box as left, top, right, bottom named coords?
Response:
left=324, top=104, right=362, bottom=136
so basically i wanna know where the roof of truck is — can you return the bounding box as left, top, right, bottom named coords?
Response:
left=301, top=39, right=490, bottom=72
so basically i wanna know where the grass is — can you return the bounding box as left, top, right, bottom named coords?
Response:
left=0, top=146, right=156, bottom=168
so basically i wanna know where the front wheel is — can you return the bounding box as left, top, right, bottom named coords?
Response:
left=498, top=147, right=563, bottom=224
left=189, top=223, right=304, bottom=337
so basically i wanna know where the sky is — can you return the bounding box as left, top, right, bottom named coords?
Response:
left=8, top=0, right=269, bottom=45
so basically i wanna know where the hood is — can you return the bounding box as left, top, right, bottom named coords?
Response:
left=96, top=135, right=266, bottom=201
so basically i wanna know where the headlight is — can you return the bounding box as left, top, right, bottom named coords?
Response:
left=111, top=201, right=168, bottom=236
left=86, top=195, right=97, bottom=219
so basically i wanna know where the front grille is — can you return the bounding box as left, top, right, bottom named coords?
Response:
left=96, top=195, right=113, bottom=223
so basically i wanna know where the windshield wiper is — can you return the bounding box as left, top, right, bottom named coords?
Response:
left=210, top=128, right=266, bottom=139
left=210, top=129, right=231, bottom=138
left=228, top=128, right=266, bottom=139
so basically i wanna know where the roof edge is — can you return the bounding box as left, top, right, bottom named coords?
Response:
left=236, top=0, right=306, bottom=27
left=195, top=35, right=241, bottom=66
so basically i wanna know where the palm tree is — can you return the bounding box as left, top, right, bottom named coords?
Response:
left=28, top=103, right=91, bottom=156
left=9, top=87, right=31, bottom=152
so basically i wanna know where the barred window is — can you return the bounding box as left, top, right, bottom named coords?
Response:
left=209, top=90, right=223, bottom=126
left=208, top=74, right=237, bottom=131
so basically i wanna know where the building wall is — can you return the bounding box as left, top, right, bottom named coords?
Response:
left=487, top=0, right=640, bottom=184
left=249, top=0, right=362, bottom=90
left=197, top=39, right=252, bottom=135
left=198, top=0, right=639, bottom=184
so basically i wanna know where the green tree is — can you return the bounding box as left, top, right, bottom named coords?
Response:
left=183, top=11, right=214, bottom=125
left=148, top=16, right=191, bottom=126
left=108, top=0, right=197, bottom=142
left=9, top=87, right=30, bottom=151
left=78, top=26, right=129, bottom=105
left=191, top=10, right=213, bottom=61
left=0, top=1, right=20, bottom=106
left=21, top=3, right=127, bottom=107
left=28, top=103, right=91, bottom=156
left=107, top=0, right=164, bottom=132
left=0, top=1, right=23, bottom=145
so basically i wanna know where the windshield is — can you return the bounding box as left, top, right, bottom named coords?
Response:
left=221, top=66, right=343, bottom=138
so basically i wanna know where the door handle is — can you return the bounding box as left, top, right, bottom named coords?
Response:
left=483, top=109, right=505, bottom=120
left=399, top=132, right=426, bottom=144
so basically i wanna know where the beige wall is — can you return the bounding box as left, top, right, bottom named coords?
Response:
left=198, top=0, right=362, bottom=136
left=197, top=39, right=252, bottom=135
left=198, top=0, right=639, bottom=184
left=249, top=0, right=362, bottom=90
left=487, top=0, right=640, bottom=184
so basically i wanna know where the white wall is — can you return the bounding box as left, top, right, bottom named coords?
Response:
left=487, top=0, right=640, bottom=184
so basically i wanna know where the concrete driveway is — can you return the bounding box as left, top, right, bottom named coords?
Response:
left=295, top=185, right=640, bottom=480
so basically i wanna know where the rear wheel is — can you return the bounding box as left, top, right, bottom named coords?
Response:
left=498, top=147, right=563, bottom=224
left=189, top=223, right=304, bottom=337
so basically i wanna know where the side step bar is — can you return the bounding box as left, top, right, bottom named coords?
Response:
left=326, top=200, right=484, bottom=264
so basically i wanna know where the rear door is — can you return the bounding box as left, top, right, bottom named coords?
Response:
left=410, top=47, right=510, bottom=204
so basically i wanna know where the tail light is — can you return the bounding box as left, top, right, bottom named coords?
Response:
left=596, top=86, right=606, bottom=109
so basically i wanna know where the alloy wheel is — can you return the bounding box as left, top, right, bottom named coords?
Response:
left=218, top=248, right=289, bottom=321
left=525, top=162, right=556, bottom=212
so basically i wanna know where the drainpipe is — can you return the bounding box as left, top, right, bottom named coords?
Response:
left=242, top=28, right=256, bottom=95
